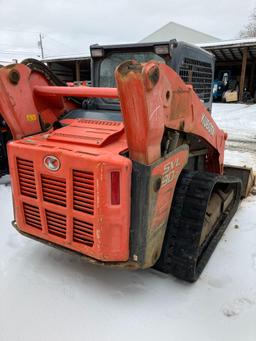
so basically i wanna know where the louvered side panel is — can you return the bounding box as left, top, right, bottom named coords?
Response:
left=46, top=210, right=66, bottom=239
left=73, top=218, right=94, bottom=247
left=17, top=158, right=37, bottom=198
left=73, top=170, right=94, bottom=215
left=23, top=203, right=42, bottom=230
left=41, top=175, right=66, bottom=207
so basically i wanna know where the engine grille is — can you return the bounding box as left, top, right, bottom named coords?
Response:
left=179, top=57, right=212, bottom=103
left=23, top=203, right=42, bottom=229
left=16, top=158, right=95, bottom=248
left=46, top=210, right=66, bottom=239
left=73, top=170, right=94, bottom=215
left=73, top=218, right=94, bottom=247
left=17, top=158, right=37, bottom=198
left=41, top=175, right=66, bottom=207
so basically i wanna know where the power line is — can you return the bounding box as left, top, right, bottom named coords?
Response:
left=0, top=42, right=39, bottom=52
left=0, top=50, right=38, bottom=55
left=0, top=43, right=23, bottom=48
left=45, top=34, right=81, bottom=52
left=0, top=28, right=41, bottom=34
left=0, top=48, right=38, bottom=53
left=0, top=30, right=87, bottom=59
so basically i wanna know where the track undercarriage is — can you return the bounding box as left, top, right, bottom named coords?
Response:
left=155, top=170, right=242, bottom=281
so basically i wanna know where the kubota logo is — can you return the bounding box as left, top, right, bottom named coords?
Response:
left=44, top=156, right=60, bottom=171
left=201, top=113, right=215, bottom=137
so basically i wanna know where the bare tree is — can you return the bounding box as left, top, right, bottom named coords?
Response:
left=239, top=7, right=256, bottom=38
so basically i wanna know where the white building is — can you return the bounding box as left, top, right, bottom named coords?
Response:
left=140, top=21, right=221, bottom=44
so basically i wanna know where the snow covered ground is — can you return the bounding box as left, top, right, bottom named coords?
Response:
left=0, top=104, right=256, bottom=341
left=213, top=103, right=256, bottom=168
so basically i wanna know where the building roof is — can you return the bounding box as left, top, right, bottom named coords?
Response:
left=43, top=55, right=90, bottom=63
left=198, top=37, right=256, bottom=48
left=198, top=38, right=256, bottom=62
left=140, top=21, right=221, bottom=44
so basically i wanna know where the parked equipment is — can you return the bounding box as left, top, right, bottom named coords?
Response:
left=212, top=80, right=225, bottom=101
left=212, top=71, right=230, bottom=101
left=213, top=70, right=239, bottom=103
left=0, top=40, right=254, bottom=282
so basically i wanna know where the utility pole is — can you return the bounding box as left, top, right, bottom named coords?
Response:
left=38, top=33, right=45, bottom=59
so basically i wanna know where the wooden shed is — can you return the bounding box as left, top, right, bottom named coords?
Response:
left=200, top=38, right=256, bottom=101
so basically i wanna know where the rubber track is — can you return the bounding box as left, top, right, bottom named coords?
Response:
left=154, top=169, right=241, bottom=282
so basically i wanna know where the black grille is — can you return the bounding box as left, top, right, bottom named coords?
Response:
left=179, top=58, right=212, bottom=103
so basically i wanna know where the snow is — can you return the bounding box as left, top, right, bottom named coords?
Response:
left=198, top=37, right=256, bottom=48
left=0, top=104, right=256, bottom=341
left=212, top=103, right=256, bottom=168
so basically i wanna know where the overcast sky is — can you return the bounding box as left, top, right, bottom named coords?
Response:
left=0, top=0, right=255, bottom=63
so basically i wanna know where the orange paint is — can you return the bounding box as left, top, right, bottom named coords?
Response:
left=8, top=120, right=131, bottom=262
left=3, top=60, right=228, bottom=265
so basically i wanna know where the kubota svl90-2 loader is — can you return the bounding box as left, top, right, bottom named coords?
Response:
left=0, top=40, right=254, bottom=281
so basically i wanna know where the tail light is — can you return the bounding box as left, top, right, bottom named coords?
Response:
left=154, top=44, right=169, bottom=55
left=91, top=48, right=104, bottom=58
left=111, top=171, right=120, bottom=205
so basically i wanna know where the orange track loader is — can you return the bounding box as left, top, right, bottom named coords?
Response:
left=0, top=41, right=254, bottom=281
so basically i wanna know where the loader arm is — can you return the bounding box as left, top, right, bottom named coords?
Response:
left=0, top=65, right=42, bottom=140
left=0, top=63, right=78, bottom=140
left=115, top=60, right=226, bottom=172
left=0, top=62, right=78, bottom=176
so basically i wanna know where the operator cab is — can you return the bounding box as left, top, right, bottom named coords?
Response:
left=64, top=40, right=215, bottom=122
